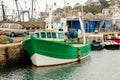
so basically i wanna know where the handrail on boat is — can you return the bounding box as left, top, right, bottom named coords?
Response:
left=23, top=31, right=66, bottom=41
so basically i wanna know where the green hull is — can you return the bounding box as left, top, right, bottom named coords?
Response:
left=23, top=37, right=91, bottom=59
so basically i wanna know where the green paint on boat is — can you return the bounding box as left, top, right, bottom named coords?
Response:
left=23, top=36, right=91, bottom=59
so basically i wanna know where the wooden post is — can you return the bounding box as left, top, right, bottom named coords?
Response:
left=78, top=47, right=81, bottom=62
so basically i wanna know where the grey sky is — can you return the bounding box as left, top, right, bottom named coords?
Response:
left=1, top=0, right=88, bottom=11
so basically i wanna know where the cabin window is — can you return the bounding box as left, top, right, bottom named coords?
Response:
left=47, top=32, right=51, bottom=38
left=58, top=33, right=64, bottom=39
left=41, top=32, right=46, bottom=38
left=35, top=33, right=39, bottom=38
left=52, top=32, right=57, bottom=38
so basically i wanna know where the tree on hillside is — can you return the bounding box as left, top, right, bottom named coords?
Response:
left=99, top=0, right=109, bottom=11
left=84, top=0, right=109, bottom=14
left=84, top=5, right=101, bottom=14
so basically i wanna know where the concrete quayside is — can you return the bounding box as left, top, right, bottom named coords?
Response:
left=0, top=40, right=31, bottom=68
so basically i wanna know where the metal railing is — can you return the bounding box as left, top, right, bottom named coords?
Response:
left=25, top=31, right=66, bottom=41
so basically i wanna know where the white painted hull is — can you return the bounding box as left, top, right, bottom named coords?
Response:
left=31, top=53, right=78, bottom=67
left=30, top=53, right=90, bottom=67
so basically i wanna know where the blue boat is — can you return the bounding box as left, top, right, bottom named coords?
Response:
left=87, top=33, right=104, bottom=50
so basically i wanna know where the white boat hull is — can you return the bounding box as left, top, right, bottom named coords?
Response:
left=31, top=53, right=78, bottom=67
left=30, top=53, right=90, bottom=67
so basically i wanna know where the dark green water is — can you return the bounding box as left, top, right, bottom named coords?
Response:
left=0, top=49, right=120, bottom=80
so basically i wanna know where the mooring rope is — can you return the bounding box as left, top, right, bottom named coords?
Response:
left=78, top=47, right=81, bottom=62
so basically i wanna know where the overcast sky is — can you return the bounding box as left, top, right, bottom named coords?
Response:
left=1, top=0, right=88, bottom=11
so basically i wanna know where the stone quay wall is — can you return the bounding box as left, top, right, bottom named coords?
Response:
left=0, top=42, right=30, bottom=68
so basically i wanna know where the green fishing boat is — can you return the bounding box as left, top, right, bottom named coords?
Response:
left=23, top=8, right=91, bottom=67
left=23, top=31, right=91, bottom=67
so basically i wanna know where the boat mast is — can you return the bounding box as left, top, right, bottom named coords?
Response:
left=64, top=0, right=66, bottom=17
left=15, top=0, right=21, bottom=21
left=31, top=0, right=34, bottom=21
left=1, top=1, right=6, bottom=21
left=48, top=5, right=52, bottom=30
left=78, top=5, right=86, bottom=44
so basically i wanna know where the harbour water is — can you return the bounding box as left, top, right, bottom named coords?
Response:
left=0, top=49, right=120, bottom=80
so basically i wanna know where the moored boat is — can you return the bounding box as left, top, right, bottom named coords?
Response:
left=104, top=33, right=120, bottom=49
left=112, top=39, right=120, bottom=43
left=104, top=40, right=120, bottom=49
left=23, top=35, right=91, bottom=67
left=23, top=8, right=91, bottom=67
left=87, top=33, right=104, bottom=50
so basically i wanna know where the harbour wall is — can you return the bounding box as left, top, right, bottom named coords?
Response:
left=0, top=42, right=31, bottom=68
